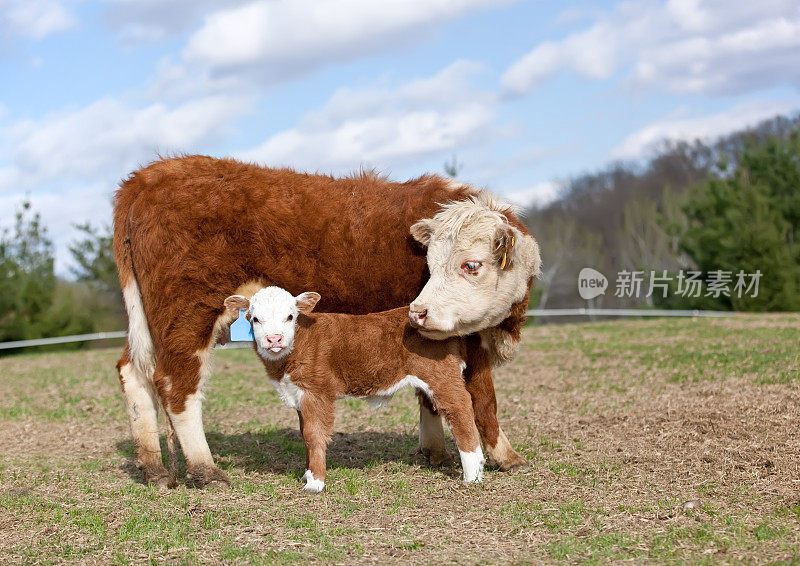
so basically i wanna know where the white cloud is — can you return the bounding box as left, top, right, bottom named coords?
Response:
left=610, top=99, right=800, bottom=160
left=502, top=23, right=618, bottom=95
left=237, top=60, right=496, bottom=172
left=502, top=0, right=800, bottom=96
left=0, top=92, right=253, bottom=274
left=0, top=0, right=77, bottom=40
left=0, top=94, right=252, bottom=193
left=101, top=0, right=250, bottom=43
left=154, top=0, right=508, bottom=97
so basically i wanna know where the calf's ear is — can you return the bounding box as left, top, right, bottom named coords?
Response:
left=224, top=295, right=250, bottom=314
left=410, top=219, right=433, bottom=247
left=295, top=292, right=321, bottom=314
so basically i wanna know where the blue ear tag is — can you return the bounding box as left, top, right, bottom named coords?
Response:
left=230, top=309, right=254, bottom=342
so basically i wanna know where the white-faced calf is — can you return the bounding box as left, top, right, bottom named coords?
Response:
left=224, top=287, right=485, bottom=492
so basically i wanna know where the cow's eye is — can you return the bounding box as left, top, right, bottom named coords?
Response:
left=287, top=314, right=294, bottom=321
left=461, top=260, right=482, bottom=275
left=252, top=317, right=259, bottom=324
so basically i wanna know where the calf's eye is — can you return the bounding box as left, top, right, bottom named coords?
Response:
left=287, top=314, right=294, bottom=321
left=252, top=317, right=259, bottom=324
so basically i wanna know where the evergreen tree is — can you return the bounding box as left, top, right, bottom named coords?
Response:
left=0, top=201, right=57, bottom=341
left=681, top=135, right=800, bottom=311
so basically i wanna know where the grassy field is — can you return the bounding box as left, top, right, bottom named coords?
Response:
left=1, top=314, right=799, bottom=564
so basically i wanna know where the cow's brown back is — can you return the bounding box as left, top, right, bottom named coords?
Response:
left=114, top=156, right=490, bottom=355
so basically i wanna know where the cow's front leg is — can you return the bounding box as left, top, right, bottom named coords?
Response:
left=159, top=352, right=229, bottom=489
left=417, top=392, right=451, bottom=466
left=464, top=335, right=526, bottom=470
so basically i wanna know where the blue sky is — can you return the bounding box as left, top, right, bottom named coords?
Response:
left=1, top=0, right=799, bottom=273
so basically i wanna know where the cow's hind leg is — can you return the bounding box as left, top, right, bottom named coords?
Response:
left=117, top=345, right=173, bottom=488
left=159, top=348, right=229, bottom=489
left=464, top=335, right=526, bottom=470
left=416, top=392, right=451, bottom=466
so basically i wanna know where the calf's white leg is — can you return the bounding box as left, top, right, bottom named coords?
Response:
left=429, top=385, right=485, bottom=484
left=298, top=393, right=335, bottom=493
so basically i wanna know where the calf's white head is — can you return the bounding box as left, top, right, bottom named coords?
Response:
left=224, top=287, right=320, bottom=360
left=409, top=190, right=541, bottom=339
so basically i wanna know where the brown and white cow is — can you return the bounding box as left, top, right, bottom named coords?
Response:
left=224, top=287, right=485, bottom=492
left=113, top=156, right=540, bottom=488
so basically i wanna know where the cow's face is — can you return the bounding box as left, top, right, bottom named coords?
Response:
left=408, top=192, right=540, bottom=339
left=224, top=287, right=320, bottom=360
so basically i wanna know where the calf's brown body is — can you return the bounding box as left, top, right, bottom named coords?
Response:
left=256, top=307, right=482, bottom=488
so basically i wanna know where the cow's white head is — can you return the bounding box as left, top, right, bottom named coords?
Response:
left=224, top=287, right=320, bottom=360
left=408, top=190, right=541, bottom=340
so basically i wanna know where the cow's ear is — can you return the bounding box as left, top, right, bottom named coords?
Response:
left=410, top=219, right=433, bottom=247
left=295, top=292, right=321, bottom=314
left=224, top=294, right=250, bottom=314
left=493, top=224, right=517, bottom=271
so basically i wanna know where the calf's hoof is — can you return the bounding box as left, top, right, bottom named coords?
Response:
left=302, top=470, right=325, bottom=493
left=187, top=465, right=230, bottom=489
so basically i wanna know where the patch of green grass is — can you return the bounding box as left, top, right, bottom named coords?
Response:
left=507, top=500, right=591, bottom=533
left=752, top=521, right=788, bottom=542
left=547, top=532, right=638, bottom=563
left=525, top=317, right=800, bottom=385
left=219, top=543, right=303, bottom=564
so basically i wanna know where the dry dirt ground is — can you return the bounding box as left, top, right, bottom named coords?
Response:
left=0, top=313, right=799, bottom=564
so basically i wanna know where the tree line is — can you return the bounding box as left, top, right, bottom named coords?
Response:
left=0, top=205, right=122, bottom=346
left=523, top=112, right=800, bottom=311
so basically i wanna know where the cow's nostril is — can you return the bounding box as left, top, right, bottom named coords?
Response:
left=409, top=308, right=428, bottom=328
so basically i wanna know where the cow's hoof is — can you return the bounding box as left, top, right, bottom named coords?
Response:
left=494, top=451, right=527, bottom=471
left=485, top=429, right=528, bottom=471
left=187, top=466, right=230, bottom=489
left=420, top=447, right=452, bottom=467
left=150, top=474, right=178, bottom=489
left=141, top=464, right=176, bottom=489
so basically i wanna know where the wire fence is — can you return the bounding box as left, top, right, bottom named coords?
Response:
left=525, top=308, right=731, bottom=318
left=0, top=308, right=732, bottom=352
left=0, top=331, right=128, bottom=351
